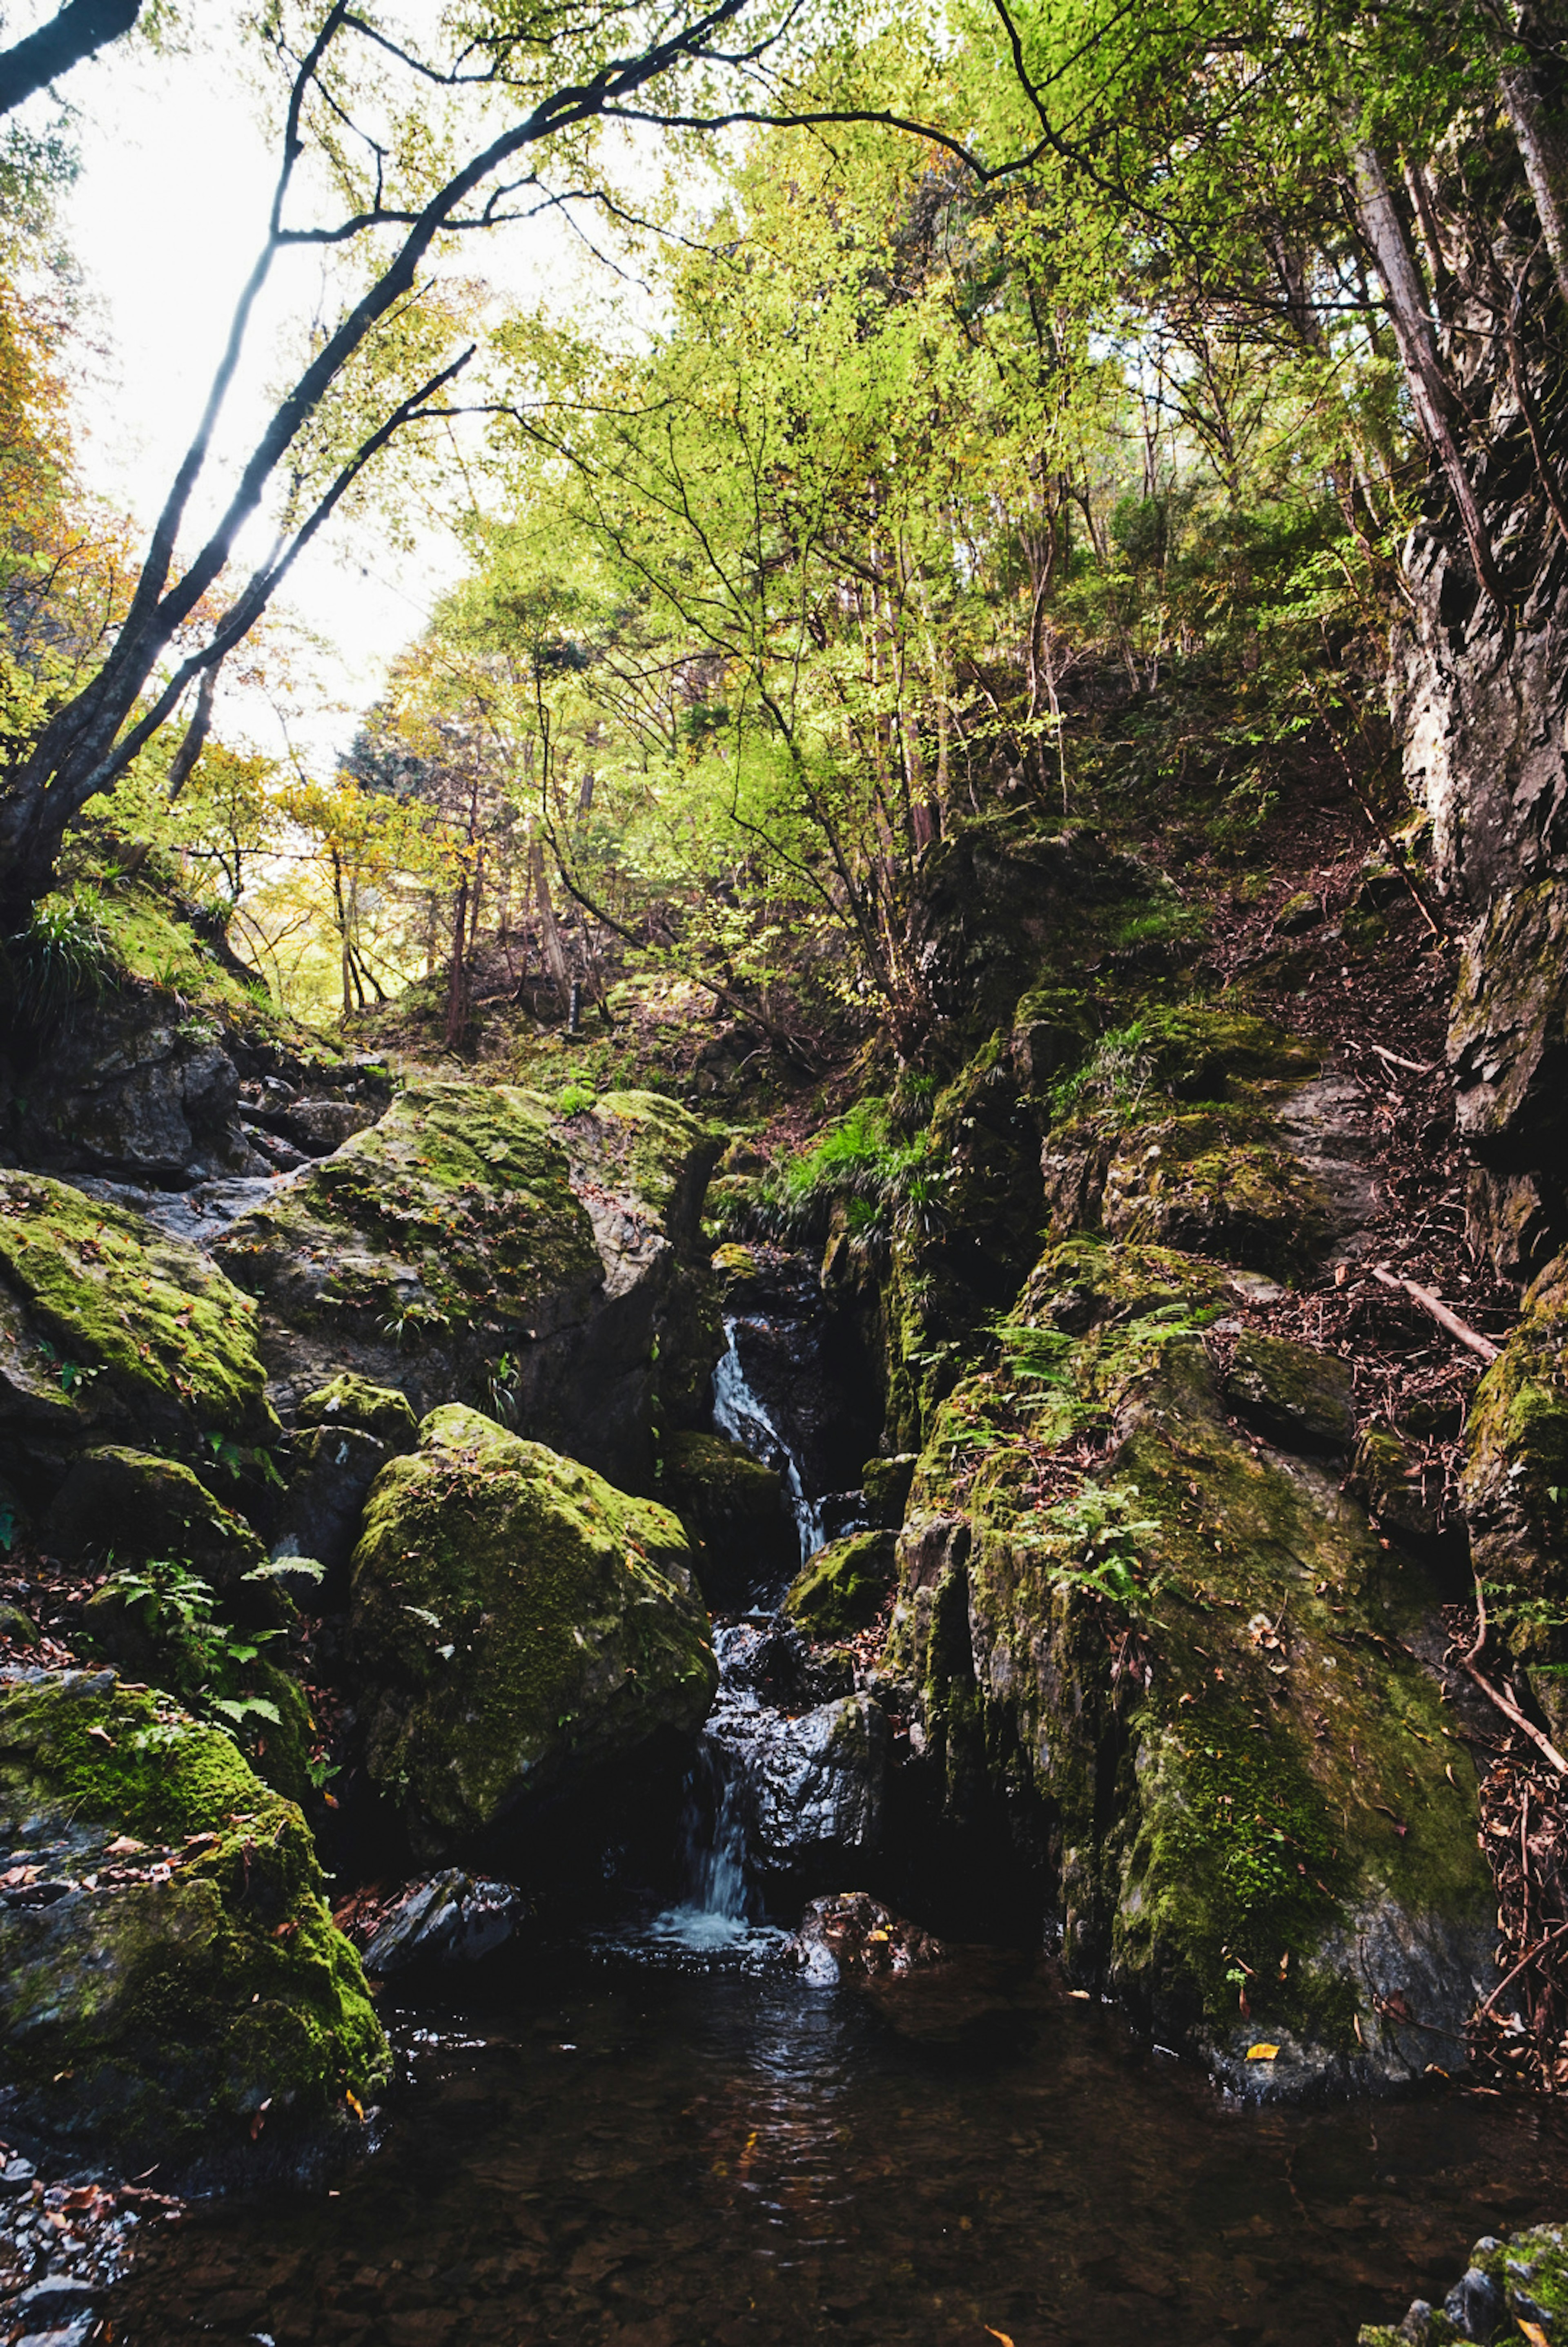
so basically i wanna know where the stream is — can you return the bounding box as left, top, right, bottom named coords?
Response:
left=97, top=1264, right=1568, bottom=2345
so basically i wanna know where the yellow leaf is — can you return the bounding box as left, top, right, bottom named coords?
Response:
left=1518, top=2323, right=1548, bottom=2347
left=1245, top=2043, right=1281, bottom=2061
left=984, top=2331, right=1016, bottom=2346
left=345, top=2088, right=365, bottom=2122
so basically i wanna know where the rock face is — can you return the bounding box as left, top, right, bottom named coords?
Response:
left=884, top=1016, right=1495, bottom=2095
left=214, top=1083, right=720, bottom=1492
left=45, top=1447, right=266, bottom=1592
left=270, top=1377, right=421, bottom=1597
left=1359, top=2222, right=1568, bottom=2345
left=0, top=1172, right=278, bottom=1493
left=349, top=1405, right=717, bottom=1851
left=0, top=1667, right=388, bottom=2167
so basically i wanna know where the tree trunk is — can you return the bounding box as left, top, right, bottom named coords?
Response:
left=444, top=881, right=470, bottom=1049
left=1347, top=138, right=1508, bottom=616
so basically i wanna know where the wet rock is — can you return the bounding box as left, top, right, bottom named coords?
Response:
left=0, top=1667, right=388, bottom=2166
left=1359, top=2223, right=1566, bottom=2344
left=790, top=1891, right=945, bottom=1985
left=338, top=1870, right=529, bottom=1973
left=350, top=1404, right=717, bottom=1849
left=0, top=1173, right=278, bottom=1474
left=782, top=1530, right=897, bottom=1640
left=1224, top=1331, right=1355, bottom=1453
left=708, top=1620, right=853, bottom=1709
left=661, top=1429, right=793, bottom=1605
left=704, top=1632, right=886, bottom=1879
left=215, top=1083, right=719, bottom=1492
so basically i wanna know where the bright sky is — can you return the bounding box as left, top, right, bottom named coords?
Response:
left=23, top=6, right=637, bottom=770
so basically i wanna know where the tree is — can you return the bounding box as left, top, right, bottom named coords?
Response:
left=0, top=0, right=909, bottom=926
left=0, top=0, right=144, bottom=119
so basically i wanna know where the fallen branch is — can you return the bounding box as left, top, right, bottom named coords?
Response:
left=1372, top=1266, right=1501, bottom=1362
left=1475, top=1917, right=1568, bottom=2019
left=1368, top=1041, right=1438, bottom=1078
left=1461, top=1656, right=1568, bottom=1777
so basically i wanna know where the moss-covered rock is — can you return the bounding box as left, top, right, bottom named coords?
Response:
left=1092, top=1110, right=1331, bottom=1277
left=862, top=1452, right=918, bottom=1529
left=295, top=1374, right=418, bottom=1448
left=0, top=1171, right=278, bottom=1474
left=889, top=1239, right=1493, bottom=2094
left=1359, top=2222, right=1568, bottom=2345
left=1224, top=1331, right=1355, bottom=1452
left=45, top=1447, right=266, bottom=1591
left=215, top=1082, right=719, bottom=1492
left=0, top=1666, right=388, bottom=2166
left=1461, top=1249, right=1568, bottom=1736
left=350, top=1404, right=717, bottom=1847
left=783, top=1531, right=898, bottom=1640
left=661, top=1428, right=793, bottom=1602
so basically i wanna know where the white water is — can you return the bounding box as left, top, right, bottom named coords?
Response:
left=710, top=1315, right=825, bottom=1565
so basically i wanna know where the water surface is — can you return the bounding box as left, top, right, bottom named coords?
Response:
left=109, top=1944, right=1568, bottom=2347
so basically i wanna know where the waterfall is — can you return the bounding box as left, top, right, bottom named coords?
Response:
left=711, top=1314, right=825, bottom=1564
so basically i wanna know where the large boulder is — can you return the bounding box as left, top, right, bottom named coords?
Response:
left=349, top=1405, right=717, bottom=1849
left=270, top=1377, right=421, bottom=1598
left=783, top=1530, right=898, bottom=1640
left=215, top=1083, right=720, bottom=1491
left=0, top=1172, right=278, bottom=1489
left=661, top=1429, right=794, bottom=1604
left=0, top=1667, right=388, bottom=2168
left=45, top=1447, right=265, bottom=1593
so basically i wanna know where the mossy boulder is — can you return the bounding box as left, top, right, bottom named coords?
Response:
left=783, top=1530, right=898, bottom=1640
left=661, top=1428, right=793, bottom=1603
left=1092, top=1111, right=1332, bottom=1277
left=1224, top=1332, right=1355, bottom=1452
left=0, top=1171, right=278, bottom=1475
left=1359, top=2222, right=1568, bottom=2345
left=890, top=1239, right=1494, bottom=2095
left=350, top=1404, right=717, bottom=1849
left=1349, top=1424, right=1449, bottom=1547
left=0, top=1666, right=388, bottom=2167
left=862, top=1452, right=918, bottom=1529
left=215, top=1082, right=720, bottom=1492
left=295, top=1374, right=417, bottom=1448
left=1461, top=1250, right=1568, bottom=1736
left=45, top=1446, right=266, bottom=1592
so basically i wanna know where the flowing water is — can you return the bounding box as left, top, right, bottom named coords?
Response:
left=99, top=1279, right=1568, bottom=2345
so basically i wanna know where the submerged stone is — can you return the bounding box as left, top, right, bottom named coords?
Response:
left=350, top=1404, right=717, bottom=1848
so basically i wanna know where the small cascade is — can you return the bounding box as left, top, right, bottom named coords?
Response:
left=711, top=1314, right=824, bottom=1564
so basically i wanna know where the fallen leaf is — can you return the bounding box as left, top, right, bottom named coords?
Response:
left=103, top=1837, right=147, bottom=1858
left=983, top=2331, right=1015, bottom=2346
left=1518, top=2323, right=1549, bottom=2347
left=1245, top=2044, right=1281, bottom=2061
left=345, top=2088, right=365, bottom=2122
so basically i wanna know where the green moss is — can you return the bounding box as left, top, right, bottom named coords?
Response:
left=1225, top=1331, right=1354, bottom=1450
left=0, top=1669, right=387, bottom=2160
left=1095, top=1111, right=1331, bottom=1276
left=295, top=1374, right=418, bottom=1448
left=783, top=1530, right=897, bottom=1639
left=351, top=1404, right=717, bottom=1840
left=562, top=1090, right=721, bottom=1246
left=48, top=1445, right=266, bottom=1579
left=0, top=1173, right=278, bottom=1448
